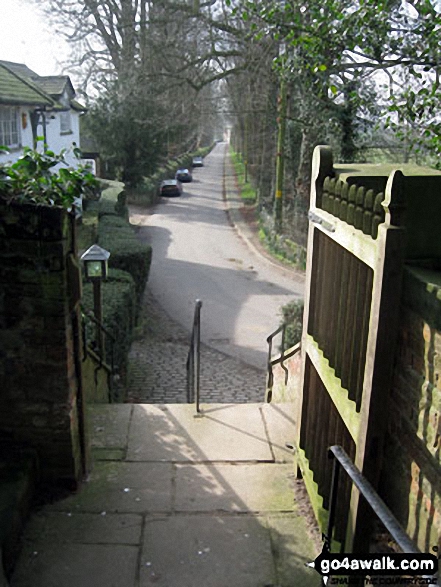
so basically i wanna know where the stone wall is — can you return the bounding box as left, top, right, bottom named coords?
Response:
left=267, top=344, right=301, bottom=405
left=0, top=202, right=84, bottom=485
left=82, top=351, right=111, bottom=404
left=380, top=266, right=441, bottom=552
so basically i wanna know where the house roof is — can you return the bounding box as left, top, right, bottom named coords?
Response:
left=0, top=62, right=54, bottom=107
left=37, top=76, right=75, bottom=98
left=0, top=60, right=39, bottom=79
left=0, top=60, right=85, bottom=111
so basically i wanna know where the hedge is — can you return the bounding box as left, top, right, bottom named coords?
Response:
left=97, top=214, right=152, bottom=301
left=280, top=299, right=304, bottom=350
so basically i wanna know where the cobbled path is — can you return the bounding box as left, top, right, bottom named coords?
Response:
left=126, top=288, right=266, bottom=403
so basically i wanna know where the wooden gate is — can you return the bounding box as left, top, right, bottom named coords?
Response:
left=296, top=146, right=406, bottom=550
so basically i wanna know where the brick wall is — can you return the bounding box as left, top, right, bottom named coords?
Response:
left=379, top=266, right=441, bottom=552
left=0, top=202, right=84, bottom=485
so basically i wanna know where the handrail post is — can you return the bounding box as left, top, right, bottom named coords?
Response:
left=195, top=300, right=202, bottom=414
left=186, top=299, right=202, bottom=413
left=195, top=299, right=202, bottom=413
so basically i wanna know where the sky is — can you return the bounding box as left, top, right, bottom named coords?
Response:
left=0, top=0, right=70, bottom=76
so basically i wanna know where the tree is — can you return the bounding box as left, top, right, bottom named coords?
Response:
left=33, top=0, right=242, bottom=183
left=246, top=0, right=441, bottom=164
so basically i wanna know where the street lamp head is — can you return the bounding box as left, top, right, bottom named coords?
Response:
left=80, top=244, right=110, bottom=281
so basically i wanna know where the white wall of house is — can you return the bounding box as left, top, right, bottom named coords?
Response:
left=44, top=110, right=81, bottom=168
left=0, top=105, right=34, bottom=165
left=0, top=104, right=82, bottom=168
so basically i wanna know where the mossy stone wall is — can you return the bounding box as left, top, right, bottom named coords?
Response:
left=0, top=202, right=83, bottom=485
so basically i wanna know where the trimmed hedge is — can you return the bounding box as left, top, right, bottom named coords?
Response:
left=97, top=214, right=152, bottom=301
left=80, top=179, right=152, bottom=398
left=82, top=269, right=137, bottom=385
left=280, top=299, right=304, bottom=350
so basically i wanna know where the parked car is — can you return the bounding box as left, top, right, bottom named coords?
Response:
left=192, top=156, right=204, bottom=167
left=175, top=168, right=192, bottom=182
left=159, top=179, right=183, bottom=197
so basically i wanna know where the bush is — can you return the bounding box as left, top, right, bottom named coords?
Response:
left=259, top=220, right=307, bottom=271
left=0, top=146, right=100, bottom=207
left=97, top=214, right=152, bottom=300
left=280, top=299, right=304, bottom=350
left=82, top=269, right=137, bottom=384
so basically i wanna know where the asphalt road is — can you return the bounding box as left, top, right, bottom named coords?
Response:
left=130, top=142, right=304, bottom=370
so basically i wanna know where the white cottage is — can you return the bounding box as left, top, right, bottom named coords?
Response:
left=0, top=60, right=86, bottom=168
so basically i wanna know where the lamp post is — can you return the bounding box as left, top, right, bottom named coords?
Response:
left=80, top=244, right=110, bottom=356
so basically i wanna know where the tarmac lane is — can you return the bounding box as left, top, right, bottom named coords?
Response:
left=130, top=142, right=304, bottom=371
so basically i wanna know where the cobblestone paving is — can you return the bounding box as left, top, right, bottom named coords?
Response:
left=126, top=288, right=266, bottom=403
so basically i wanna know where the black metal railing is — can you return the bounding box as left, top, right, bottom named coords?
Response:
left=186, top=299, right=202, bottom=413
left=81, top=310, right=116, bottom=402
left=266, top=324, right=289, bottom=402
left=326, top=445, right=420, bottom=555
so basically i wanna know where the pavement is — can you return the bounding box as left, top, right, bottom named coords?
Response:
left=10, top=403, right=321, bottom=587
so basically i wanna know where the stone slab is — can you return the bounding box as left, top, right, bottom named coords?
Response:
left=175, top=463, right=296, bottom=512
left=46, top=462, right=173, bottom=513
left=139, top=514, right=275, bottom=587
left=21, top=511, right=142, bottom=545
left=88, top=404, right=133, bottom=451
left=11, top=543, right=138, bottom=587
left=127, top=403, right=273, bottom=462
left=261, top=403, right=297, bottom=463
left=266, top=514, right=321, bottom=586
left=91, top=448, right=126, bottom=461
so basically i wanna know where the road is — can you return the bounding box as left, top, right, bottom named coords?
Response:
left=130, top=142, right=304, bottom=370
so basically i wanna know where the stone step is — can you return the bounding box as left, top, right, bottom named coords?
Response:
left=0, top=446, right=38, bottom=582
left=88, top=403, right=297, bottom=464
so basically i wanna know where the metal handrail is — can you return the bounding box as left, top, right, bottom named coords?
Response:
left=266, top=324, right=288, bottom=402
left=186, top=299, right=202, bottom=413
left=326, top=445, right=420, bottom=554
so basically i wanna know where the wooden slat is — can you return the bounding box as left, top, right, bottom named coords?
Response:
left=307, top=230, right=321, bottom=336
left=362, top=189, right=375, bottom=236
left=354, top=186, right=365, bottom=230
left=327, top=237, right=343, bottom=367
left=322, top=177, right=331, bottom=212
left=339, top=183, right=349, bottom=221
left=340, top=255, right=359, bottom=394
left=334, top=180, right=342, bottom=219
left=328, top=178, right=337, bottom=215
left=348, top=261, right=368, bottom=403
left=316, top=231, right=329, bottom=354
left=334, top=248, right=350, bottom=377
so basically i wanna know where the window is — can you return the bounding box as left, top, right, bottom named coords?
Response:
left=0, top=107, right=20, bottom=148
left=60, top=110, right=72, bottom=134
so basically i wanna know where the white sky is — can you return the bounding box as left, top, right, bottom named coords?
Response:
left=0, top=0, right=70, bottom=76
